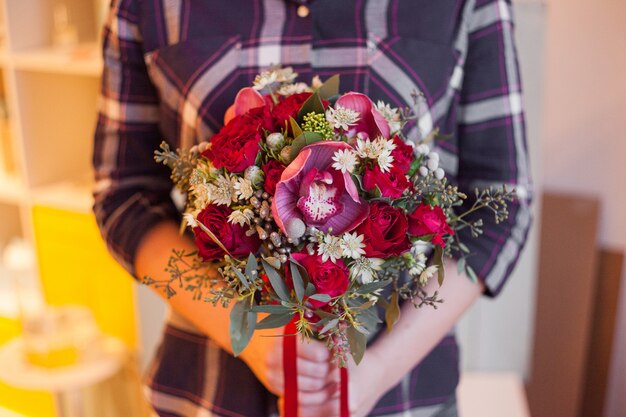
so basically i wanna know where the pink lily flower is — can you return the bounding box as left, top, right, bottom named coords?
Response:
left=223, top=87, right=265, bottom=125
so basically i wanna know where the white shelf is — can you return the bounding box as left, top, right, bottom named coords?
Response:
left=31, top=180, right=93, bottom=213
left=0, top=173, right=25, bottom=204
left=12, top=43, right=102, bottom=77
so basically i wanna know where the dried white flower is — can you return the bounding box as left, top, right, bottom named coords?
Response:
left=377, top=151, right=394, bottom=173
left=350, top=257, right=384, bottom=284
left=340, top=232, right=366, bottom=259
left=325, top=105, right=361, bottom=131
left=244, top=165, right=264, bottom=188
left=227, top=208, right=255, bottom=226
left=419, top=265, right=439, bottom=285
left=277, top=82, right=311, bottom=96
left=311, top=75, right=323, bottom=89
left=355, top=137, right=381, bottom=159
left=253, top=71, right=278, bottom=91
left=332, top=148, right=359, bottom=174
left=233, top=177, right=254, bottom=200
left=266, top=132, right=285, bottom=150
left=182, top=212, right=199, bottom=228
left=317, top=234, right=343, bottom=263
left=210, top=174, right=237, bottom=205
left=375, top=101, right=403, bottom=134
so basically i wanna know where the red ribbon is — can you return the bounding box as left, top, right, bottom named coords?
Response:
left=282, top=318, right=350, bottom=417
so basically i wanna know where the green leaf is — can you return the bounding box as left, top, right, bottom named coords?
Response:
left=457, top=257, right=466, bottom=275
left=251, top=304, right=292, bottom=314
left=289, top=260, right=306, bottom=303
left=407, top=157, right=422, bottom=177
left=290, top=131, right=324, bottom=160
left=230, top=261, right=250, bottom=289
left=385, top=291, right=401, bottom=332
left=289, top=116, right=303, bottom=137
left=305, top=283, right=316, bottom=297
left=245, top=254, right=259, bottom=282
left=356, top=279, right=392, bottom=294
left=263, top=256, right=281, bottom=270
left=308, top=293, right=331, bottom=303
left=255, top=313, right=294, bottom=330
left=466, top=265, right=479, bottom=283
left=262, top=260, right=291, bottom=302
left=319, top=318, right=340, bottom=335
left=434, top=246, right=445, bottom=287
left=297, top=91, right=325, bottom=121
left=230, top=300, right=256, bottom=356
left=459, top=242, right=470, bottom=253
left=317, top=74, right=340, bottom=100
left=347, top=326, right=367, bottom=365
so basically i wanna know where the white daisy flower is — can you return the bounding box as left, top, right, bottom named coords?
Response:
left=275, top=66, right=298, bottom=83
left=340, top=232, right=366, bottom=259
left=325, top=105, right=361, bottom=131
left=350, top=257, right=384, bottom=284
left=375, top=137, right=397, bottom=153
left=332, top=148, right=359, bottom=174
left=233, top=177, right=254, bottom=200
left=317, top=234, right=343, bottom=263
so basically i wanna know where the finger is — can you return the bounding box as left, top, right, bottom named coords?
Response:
left=299, top=398, right=341, bottom=417
left=298, top=381, right=340, bottom=406
left=298, top=375, right=336, bottom=392
left=297, top=340, right=331, bottom=362
left=296, top=358, right=334, bottom=379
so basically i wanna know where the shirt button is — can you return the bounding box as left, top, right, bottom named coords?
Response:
left=297, top=5, right=310, bottom=18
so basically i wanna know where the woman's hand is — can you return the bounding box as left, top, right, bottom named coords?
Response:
left=296, top=349, right=387, bottom=417
left=241, top=331, right=337, bottom=399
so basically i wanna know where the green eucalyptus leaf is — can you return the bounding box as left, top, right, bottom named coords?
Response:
left=255, top=313, right=294, bottom=330
left=289, top=116, right=303, bottom=138
left=347, top=326, right=367, bottom=365
left=230, top=261, right=250, bottom=289
left=466, top=265, right=479, bottom=283
left=230, top=300, right=256, bottom=356
left=308, top=293, right=331, bottom=303
left=262, top=260, right=291, bottom=302
left=317, top=74, right=340, bottom=100
left=297, top=92, right=325, bottom=121
left=251, top=304, right=292, bottom=314
left=457, top=257, right=466, bottom=275
left=245, top=254, right=259, bottom=283
left=305, top=282, right=316, bottom=297
left=319, top=318, right=340, bottom=335
left=290, top=131, right=324, bottom=160
left=385, top=291, right=400, bottom=332
left=434, top=246, right=445, bottom=287
left=356, top=279, right=392, bottom=294
left=289, top=260, right=306, bottom=303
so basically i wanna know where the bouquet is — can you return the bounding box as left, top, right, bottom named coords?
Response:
left=146, top=66, right=513, bottom=414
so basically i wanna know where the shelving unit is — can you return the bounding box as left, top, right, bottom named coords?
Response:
left=0, top=1, right=140, bottom=416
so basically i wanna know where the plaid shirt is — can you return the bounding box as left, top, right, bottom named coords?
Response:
left=93, top=0, right=532, bottom=415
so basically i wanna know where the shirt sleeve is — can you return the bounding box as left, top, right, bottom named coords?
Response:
left=93, top=0, right=179, bottom=278
left=454, top=0, right=533, bottom=297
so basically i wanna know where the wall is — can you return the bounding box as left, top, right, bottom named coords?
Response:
left=540, top=0, right=626, bottom=415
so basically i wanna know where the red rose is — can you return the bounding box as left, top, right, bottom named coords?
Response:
left=193, top=204, right=261, bottom=261
left=407, top=203, right=454, bottom=247
left=271, top=92, right=312, bottom=129
left=363, top=165, right=412, bottom=199
left=204, top=106, right=274, bottom=172
left=291, top=253, right=349, bottom=308
left=262, top=159, right=286, bottom=194
left=390, top=135, right=414, bottom=173
left=355, top=201, right=410, bottom=257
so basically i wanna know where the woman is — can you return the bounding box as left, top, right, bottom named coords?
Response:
left=93, top=0, right=532, bottom=416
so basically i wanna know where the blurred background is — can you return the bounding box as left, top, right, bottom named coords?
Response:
left=0, top=0, right=623, bottom=416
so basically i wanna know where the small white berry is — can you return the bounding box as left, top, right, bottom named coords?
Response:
left=416, top=144, right=430, bottom=155
left=285, top=218, right=306, bottom=239
left=428, top=152, right=439, bottom=162
left=434, top=168, right=445, bottom=180
left=427, top=158, right=439, bottom=171
left=419, top=166, right=429, bottom=177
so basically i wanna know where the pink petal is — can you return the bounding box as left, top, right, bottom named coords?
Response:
left=323, top=194, right=369, bottom=234
left=234, top=87, right=265, bottom=116
left=336, top=92, right=390, bottom=139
